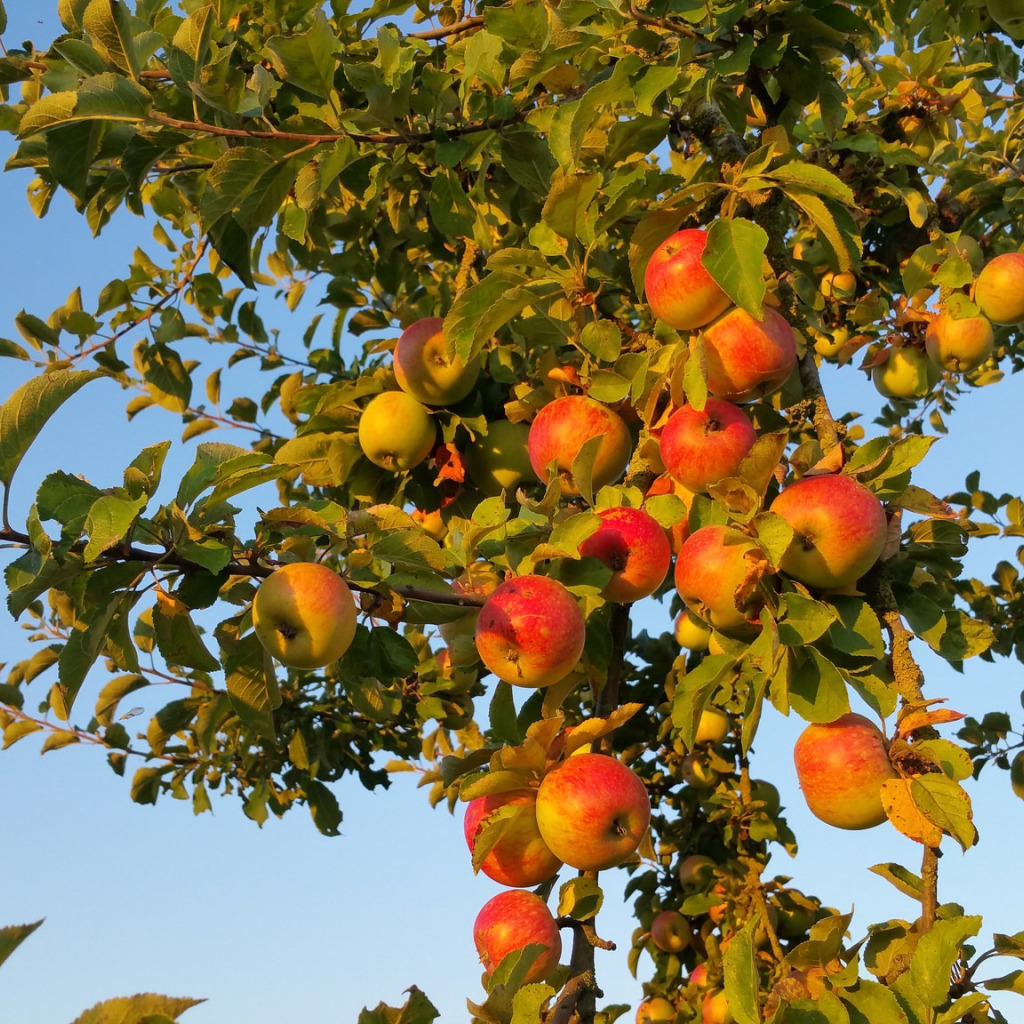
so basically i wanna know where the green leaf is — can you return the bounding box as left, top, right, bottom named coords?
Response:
left=57, top=592, right=126, bottom=717
left=133, top=342, right=192, bottom=414
left=82, top=0, right=141, bottom=79
left=786, top=190, right=858, bottom=272
left=776, top=591, right=837, bottom=645
left=723, top=917, right=760, bottom=1024
left=580, top=321, right=622, bottom=362
left=222, top=631, right=280, bottom=739
left=17, top=92, right=79, bottom=136
left=842, top=978, right=913, bottom=1024
left=167, top=4, right=213, bottom=91
left=0, top=369, right=101, bottom=487
left=868, top=862, right=923, bottom=901
left=443, top=272, right=536, bottom=364
left=770, top=162, right=855, bottom=204
left=82, top=493, right=147, bottom=561
left=428, top=167, right=476, bottom=237
left=904, top=915, right=982, bottom=1008
left=153, top=592, right=221, bottom=672
left=0, top=920, right=43, bottom=969
left=273, top=431, right=361, bottom=488
left=557, top=877, right=603, bottom=921
left=68, top=992, right=205, bottom=1024
left=264, top=10, right=340, bottom=100
left=702, top=218, right=768, bottom=318
left=542, top=172, right=600, bottom=243
left=671, top=654, right=736, bottom=749
left=3, top=719, right=42, bottom=749
left=910, top=774, right=977, bottom=851
left=829, top=596, right=886, bottom=658
left=788, top=647, right=850, bottom=723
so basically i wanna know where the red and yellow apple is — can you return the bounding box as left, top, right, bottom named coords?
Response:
left=974, top=251, right=1024, bottom=324
left=528, top=395, right=632, bottom=493
left=770, top=473, right=888, bottom=589
left=650, top=910, right=693, bottom=953
left=658, top=399, right=757, bottom=493
left=463, top=419, right=534, bottom=496
left=473, top=889, right=562, bottom=983
left=536, top=752, right=652, bottom=871
left=474, top=574, right=586, bottom=687
left=925, top=310, right=994, bottom=372
left=702, top=989, right=734, bottom=1024
left=577, top=506, right=673, bottom=603
left=358, top=391, right=436, bottom=471
left=252, top=562, right=357, bottom=669
left=392, top=316, right=481, bottom=406
left=636, top=997, right=676, bottom=1024
left=793, top=712, right=898, bottom=829
left=463, top=789, right=563, bottom=887
left=643, top=227, right=733, bottom=331
left=674, top=525, right=768, bottom=632
left=702, top=306, right=797, bottom=403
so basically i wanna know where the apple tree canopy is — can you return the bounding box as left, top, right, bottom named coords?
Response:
left=1, top=0, right=1024, bottom=1020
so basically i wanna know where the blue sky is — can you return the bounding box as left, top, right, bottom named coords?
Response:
left=2, top=3, right=1024, bottom=1022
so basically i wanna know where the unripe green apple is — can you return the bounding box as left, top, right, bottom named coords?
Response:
left=392, top=316, right=481, bottom=406
left=694, top=708, right=730, bottom=746
left=463, top=419, right=534, bottom=496
left=678, top=853, right=716, bottom=889
left=252, top=562, right=357, bottom=669
left=358, top=391, right=436, bottom=471
left=871, top=346, right=940, bottom=400
left=674, top=611, right=711, bottom=652
left=1010, top=750, right=1024, bottom=800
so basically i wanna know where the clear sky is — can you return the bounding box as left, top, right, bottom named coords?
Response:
left=1, top=4, right=1023, bottom=1023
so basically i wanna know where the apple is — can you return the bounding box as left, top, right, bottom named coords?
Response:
left=535, top=752, right=652, bottom=871
left=658, top=399, right=757, bottom=493
left=528, top=395, right=632, bottom=494
left=674, top=611, right=711, bottom=652
left=650, top=910, right=693, bottom=953
left=924, top=311, right=994, bottom=373
left=871, top=346, right=940, bottom=400
left=819, top=270, right=857, bottom=301
left=252, top=561, right=357, bottom=669
left=694, top=708, right=730, bottom=745
left=678, top=854, right=716, bottom=889
left=702, top=990, right=734, bottom=1024
left=1011, top=750, right=1024, bottom=800
left=674, top=525, right=768, bottom=633
left=411, top=507, right=446, bottom=541
left=793, top=712, right=898, bottom=829
left=577, top=506, right=673, bottom=603
left=473, top=889, right=562, bottom=983
left=702, top=306, right=798, bottom=403
left=358, top=391, right=436, bottom=471
left=392, top=316, right=481, bottom=406
left=689, top=963, right=709, bottom=988
left=770, top=473, right=888, bottom=589
left=681, top=752, right=719, bottom=788
left=643, top=227, right=733, bottom=331
left=645, top=473, right=693, bottom=553
left=636, top=997, right=676, bottom=1024
left=439, top=562, right=503, bottom=665
left=474, top=574, right=586, bottom=687
left=463, top=419, right=534, bottom=496
left=463, top=789, right=563, bottom=887
left=975, top=252, right=1024, bottom=324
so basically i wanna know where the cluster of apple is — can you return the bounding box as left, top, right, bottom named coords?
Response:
left=467, top=741, right=653, bottom=987
left=812, top=245, right=1024, bottom=403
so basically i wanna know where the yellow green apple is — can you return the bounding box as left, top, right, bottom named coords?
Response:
left=392, top=316, right=481, bottom=406
left=358, top=391, right=436, bottom=471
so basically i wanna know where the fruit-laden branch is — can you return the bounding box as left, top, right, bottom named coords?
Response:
left=0, top=527, right=487, bottom=608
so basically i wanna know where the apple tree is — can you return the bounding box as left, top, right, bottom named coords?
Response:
left=2, top=0, right=1024, bottom=1022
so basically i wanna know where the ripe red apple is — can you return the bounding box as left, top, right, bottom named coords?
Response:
left=358, top=391, right=436, bottom=471
left=577, top=506, right=672, bottom=603
left=463, top=419, right=534, bottom=496
left=770, top=473, right=887, bottom=589
left=659, top=398, right=757, bottom=493
left=643, top=227, right=733, bottom=331
left=474, top=574, right=586, bottom=687
left=645, top=473, right=693, bottom=553
left=974, top=251, right=1024, bottom=324
left=463, top=789, right=563, bottom=887
left=636, top=997, right=676, bottom=1024
left=793, top=712, right=898, bottom=829
left=528, top=395, right=632, bottom=494
left=535, top=752, right=652, bottom=871
left=252, top=562, right=357, bottom=669
left=689, top=963, right=709, bottom=988
left=473, top=889, right=562, bottom=983
left=673, top=525, right=768, bottom=633
left=702, top=306, right=797, bottom=402
left=924, top=310, right=994, bottom=372
left=392, top=316, right=481, bottom=406
left=650, top=910, right=693, bottom=953
left=871, top=346, right=940, bottom=400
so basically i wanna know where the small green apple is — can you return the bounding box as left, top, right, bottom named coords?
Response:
left=358, top=391, right=436, bottom=471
